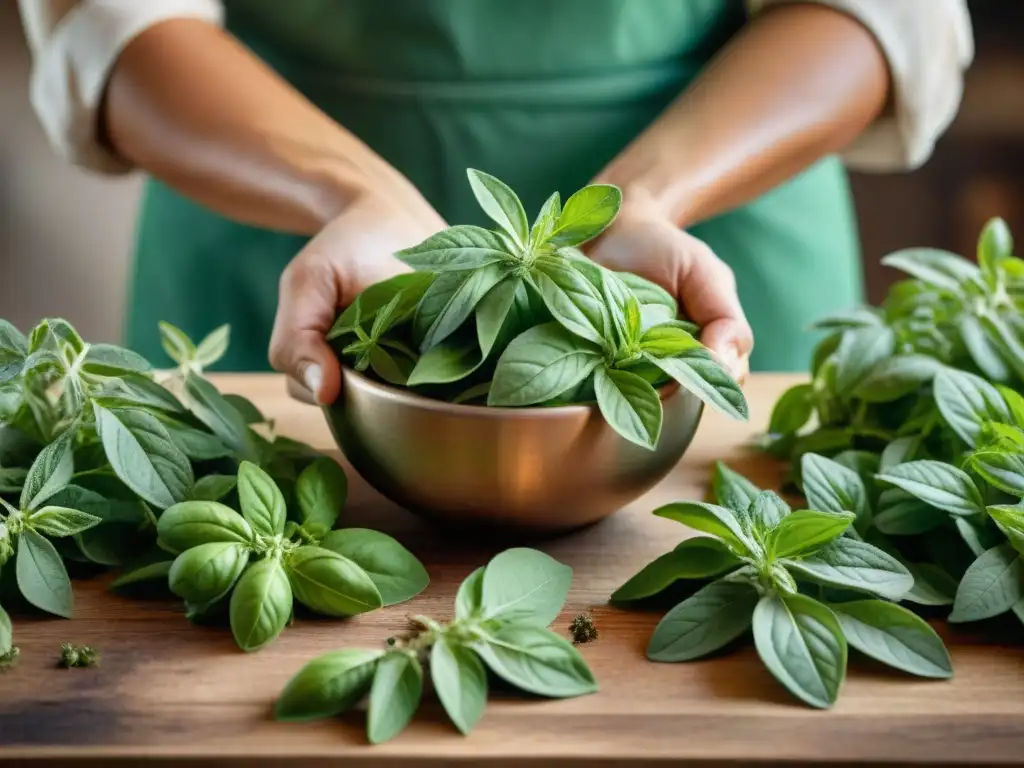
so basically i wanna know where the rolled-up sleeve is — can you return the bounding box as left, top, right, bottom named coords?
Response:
left=19, top=0, right=224, bottom=174
left=748, top=0, right=974, bottom=172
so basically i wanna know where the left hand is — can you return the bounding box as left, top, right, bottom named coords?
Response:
left=585, top=192, right=754, bottom=382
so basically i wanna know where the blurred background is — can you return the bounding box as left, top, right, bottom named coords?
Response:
left=1, top=0, right=1022, bottom=343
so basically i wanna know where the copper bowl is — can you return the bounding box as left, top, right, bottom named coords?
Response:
left=323, top=368, right=703, bottom=534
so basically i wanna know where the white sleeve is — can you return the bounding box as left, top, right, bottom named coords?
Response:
left=19, top=0, right=225, bottom=174
left=747, top=0, right=974, bottom=172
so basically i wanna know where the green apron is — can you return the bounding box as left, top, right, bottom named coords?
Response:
left=126, top=0, right=864, bottom=372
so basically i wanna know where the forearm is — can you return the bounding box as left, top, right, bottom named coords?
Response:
left=596, top=3, right=889, bottom=227
left=102, top=18, right=408, bottom=234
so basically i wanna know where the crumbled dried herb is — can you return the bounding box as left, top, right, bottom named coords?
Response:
left=569, top=613, right=598, bottom=644
left=58, top=643, right=99, bottom=668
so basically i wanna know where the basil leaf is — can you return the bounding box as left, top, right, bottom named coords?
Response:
left=970, top=451, right=1024, bottom=496
left=367, top=650, right=423, bottom=745
left=407, top=337, right=480, bottom=387
left=639, top=323, right=701, bottom=359
left=647, top=580, right=758, bottom=662
left=466, top=169, right=530, bottom=247
left=319, top=528, right=428, bottom=606
left=811, top=306, right=882, bottom=330
left=593, top=367, right=662, bottom=449
left=330, top=273, right=436, bottom=340
left=829, top=599, right=952, bottom=679
left=190, top=474, right=237, bottom=502
left=880, top=436, right=922, bottom=471
left=768, top=509, right=855, bottom=559
left=752, top=593, right=846, bottom=709
left=20, top=431, right=73, bottom=510
left=711, top=462, right=760, bottom=514
left=854, top=355, right=942, bottom=403
left=949, top=543, right=1022, bottom=623
left=94, top=404, right=193, bottom=509
left=530, top=257, right=610, bottom=347
left=158, top=321, right=195, bottom=364
left=611, top=537, right=741, bottom=603
left=222, top=393, right=264, bottom=425
left=933, top=367, right=1011, bottom=447
left=109, top=559, right=173, bottom=590
left=237, top=461, right=286, bottom=537
left=881, top=247, right=982, bottom=293
left=420, top=263, right=507, bottom=351
left=431, top=636, right=487, bottom=735
left=397, top=225, right=510, bottom=272
left=767, top=383, right=814, bottom=435
left=955, top=516, right=999, bottom=558
left=163, top=420, right=231, bottom=461
left=475, top=275, right=522, bottom=355
left=366, top=346, right=413, bottom=387
left=876, top=460, right=985, bottom=517
left=488, top=323, right=602, bottom=407
left=295, top=458, right=347, bottom=533
left=987, top=505, right=1024, bottom=555
left=834, top=326, right=896, bottom=394
left=618, top=272, right=677, bottom=313
left=547, top=184, right=621, bottom=247
left=168, top=542, right=250, bottom=604
left=801, top=453, right=869, bottom=529
left=903, top=562, right=959, bottom=606
left=157, top=500, right=253, bottom=554
left=530, top=190, right=561, bottom=245
left=474, top=624, right=597, bottom=697
left=275, top=649, right=383, bottom=721
left=0, top=603, right=12, bottom=654
left=978, top=217, right=1013, bottom=282
left=183, top=373, right=253, bottom=459
left=959, top=314, right=1011, bottom=383
left=748, top=490, right=790, bottom=531
left=653, top=502, right=752, bottom=556
left=26, top=506, right=101, bottom=538
left=646, top=352, right=748, bottom=420
left=16, top=528, right=73, bottom=617
left=873, top=490, right=944, bottom=535
left=229, top=557, right=292, bottom=652
left=108, top=374, right=186, bottom=413
left=194, top=325, right=230, bottom=369
left=480, top=547, right=571, bottom=627
left=285, top=546, right=382, bottom=616
left=0, top=468, right=27, bottom=494
left=455, top=566, right=485, bottom=620
left=0, top=319, right=28, bottom=383
left=783, top=538, right=914, bottom=601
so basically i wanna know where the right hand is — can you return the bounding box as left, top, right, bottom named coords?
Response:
left=269, top=185, right=446, bottom=405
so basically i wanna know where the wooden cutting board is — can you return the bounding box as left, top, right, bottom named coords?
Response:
left=1, top=373, right=1021, bottom=766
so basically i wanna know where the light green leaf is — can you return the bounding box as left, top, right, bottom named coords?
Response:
left=0, top=603, right=12, bottom=654
left=959, top=314, right=1011, bottom=382
left=285, top=546, right=382, bottom=617
left=949, top=543, right=1022, bottom=622
left=163, top=420, right=231, bottom=461
left=274, top=649, right=383, bottom=721
left=530, top=257, right=610, bottom=347
left=330, top=272, right=436, bottom=339
left=594, top=367, right=662, bottom=450
left=530, top=190, right=561, bottom=245
left=109, top=559, right=173, bottom=590
left=933, top=367, right=1011, bottom=447
left=229, top=557, right=291, bottom=652
left=157, top=500, right=253, bottom=554
left=159, top=321, right=195, bottom=365
left=767, top=383, right=814, bottom=435
left=971, top=451, right=1024, bottom=496
left=480, top=547, right=572, bottom=627
left=830, top=599, right=952, bottom=679
left=476, top=275, right=521, bottom=356
left=647, top=580, right=758, bottom=662
left=653, top=501, right=752, bottom=556
left=647, top=353, right=749, bottom=420
left=768, top=509, right=855, bottom=559
left=189, top=474, right=237, bottom=502
left=488, top=323, right=602, bottom=407
left=880, top=436, right=922, bottom=471
left=467, top=169, right=529, bottom=247
left=474, top=624, right=597, bottom=698
left=801, top=453, right=869, bottom=526
left=752, top=593, right=846, bottom=709
left=547, top=184, right=621, bottom=247
left=881, top=247, right=982, bottom=293
left=783, top=537, right=914, bottom=601
left=431, top=636, right=487, bottom=735
left=367, top=651, right=423, bottom=744
left=611, top=537, right=741, bottom=603
left=20, top=431, right=74, bottom=511
left=194, top=324, right=230, bottom=368
left=16, top=528, right=73, bottom=617
left=319, top=528, right=428, bottom=606
left=854, top=355, right=942, bottom=403
left=183, top=373, right=253, bottom=458
left=26, top=506, right=101, bottom=538
left=82, top=343, right=152, bottom=376
left=168, top=541, right=249, bottom=604
left=456, top=566, right=485, bottom=620
left=396, top=225, right=510, bottom=272
left=748, top=490, right=790, bottom=531
left=420, top=263, right=507, bottom=351
left=94, top=404, right=193, bottom=510
left=407, top=337, right=480, bottom=387
left=987, top=505, right=1024, bottom=555
left=711, top=462, right=760, bottom=515
left=296, top=458, right=347, bottom=533
left=876, top=460, right=985, bottom=517
left=834, top=326, right=896, bottom=394
left=873, top=490, right=944, bottom=535
left=638, top=323, right=701, bottom=359
left=237, top=461, right=286, bottom=537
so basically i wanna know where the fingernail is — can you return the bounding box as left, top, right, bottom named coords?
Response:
left=303, top=364, right=322, bottom=401
left=721, top=343, right=741, bottom=379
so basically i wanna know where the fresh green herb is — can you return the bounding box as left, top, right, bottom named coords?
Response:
left=58, top=642, right=99, bottom=668
left=0, top=646, right=20, bottom=671
left=274, top=548, right=596, bottom=744
left=568, top=612, right=598, bottom=644
left=328, top=170, right=748, bottom=450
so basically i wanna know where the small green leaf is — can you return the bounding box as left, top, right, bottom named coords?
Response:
left=20, top=432, right=74, bottom=510
left=285, top=546, right=382, bottom=617
left=455, top=566, right=485, bottom=620
left=474, top=624, right=597, bottom=698
left=237, top=461, right=286, bottom=538
left=711, top=462, right=760, bottom=514
left=854, top=354, right=942, bottom=403
left=834, top=326, right=896, bottom=394
left=949, top=543, right=1022, bottom=623
left=647, top=580, right=759, bottom=662
left=319, top=528, right=429, bottom=606
left=163, top=421, right=231, bottom=461
left=157, top=500, right=253, bottom=554
left=420, top=263, right=507, bottom=351
left=530, top=257, right=610, bottom=347
left=647, top=352, right=749, bottom=421
left=16, top=528, right=73, bottom=618
left=168, top=541, right=250, bottom=604
left=82, top=343, right=152, bottom=376
left=873, top=490, right=943, bottom=535
left=547, top=184, right=621, bottom=247
left=189, top=474, right=237, bottom=502
left=933, top=367, right=1011, bottom=447
left=530, top=191, right=561, bottom=245
left=830, top=599, right=953, bottom=679
left=0, top=603, right=12, bottom=654
left=801, top=453, right=869, bottom=526
left=881, top=247, right=982, bottom=293
left=194, top=325, right=230, bottom=369
left=752, top=593, right=847, bottom=709
left=748, top=490, right=790, bottom=531
left=767, top=384, right=814, bottom=435
left=26, top=506, right=101, bottom=538
left=639, top=323, right=701, bottom=358
left=296, top=458, right=347, bottom=533
left=970, top=451, right=1024, bottom=496
left=480, top=547, right=571, bottom=627
left=594, top=367, right=662, bottom=450
left=467, top=169, right=530, bottom=247
left=768, top=509, right=855, bottom=560
left=275, top=649, right=383, bottom=721
left=611, top=537, right=741, bottom=603
left=488, top=323, right=602, bottom=407
left=431, top=636, right=487, bottom=735
left=183, top=373, right=253, bottom=458
left=230, top=557, right=292, bottom=652
left=876, top=461, right=985, bottom=517
left=406, top=338, right=480, bottom=387
left=397, top=225, right=511, bottom=272
left=367, top=651, right=423, bottom=745
left=783, top=538, right=914, bottom=601
left=978, top=217, right=1013, bottom=286
left=109, top=559, right=173, bottom=590
left=653, top=502, right=751, bottom=556
left=879, top=436, right=922, bottom=471
left=159, top=321, right=195, bottom=365
left=987, top=505, right=1024, bottom=555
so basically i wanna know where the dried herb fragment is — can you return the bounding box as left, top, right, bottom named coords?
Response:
left=58, top=643, right=99, bottom=668
left=569, top=612, right=599, bottom=644
left=0, top=646, right=19, bottom=671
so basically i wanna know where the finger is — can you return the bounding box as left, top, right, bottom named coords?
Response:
left=286, top=374, right=319, bottom=406
left=700, top=319, right=753, bottom=382
left=269, top=255, right=343, bottom=405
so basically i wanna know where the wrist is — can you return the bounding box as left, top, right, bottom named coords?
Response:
left=595, top=152, right=706, bottom=229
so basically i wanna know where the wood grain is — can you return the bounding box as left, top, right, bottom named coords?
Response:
left=1, top=373, right=1022, bottom=766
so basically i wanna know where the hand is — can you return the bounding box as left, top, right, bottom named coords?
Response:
left=269, top=186, right=447, bottom=405
left=585, top=193, right=754, bottom=382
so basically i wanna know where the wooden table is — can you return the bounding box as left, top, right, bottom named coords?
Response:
left=2, top=374, right=1022, bottom=766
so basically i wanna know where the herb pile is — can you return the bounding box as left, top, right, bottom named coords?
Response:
left=327, top=170, right=748, bottom=450
left=0, top=318, right=426, bottom=658
left=274, top=548, right=596, bottom=744
left=613, top=459, right=952, bottom=708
